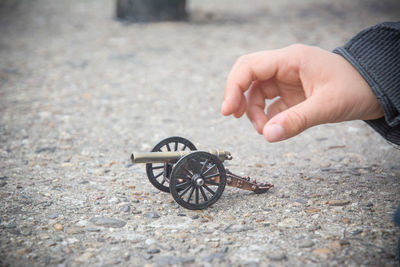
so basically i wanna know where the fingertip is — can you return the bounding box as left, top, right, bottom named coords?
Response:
left=221, top=92, right=242, bottom=115
left=221, top=98, right=237, bottom=116
left=230, top=95, right=245, bottom=118
left=251, top=120, right=263, bottom=134
left=248, top=115, right=266, bottom=134
left=221, top=100, right=231, bottom=116
left=263, top=123, right=285, bottom=142
left=233, top=109, right=244, bottom=118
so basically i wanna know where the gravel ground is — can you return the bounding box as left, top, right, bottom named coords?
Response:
left=1, top=0, right=400, bottom=266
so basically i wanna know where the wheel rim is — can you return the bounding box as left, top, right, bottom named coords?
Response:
left=170, top=151, right=226, bottom=210
left=146, top=136, right=196, bottom=192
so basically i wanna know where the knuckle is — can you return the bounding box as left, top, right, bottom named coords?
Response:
left=286, top=44, right=311, bottom=56
left=235, top=55, right=251, bottom=67
left=287, top=43, right=307, bottom=51
left=234, top=54, right=257, bottom=83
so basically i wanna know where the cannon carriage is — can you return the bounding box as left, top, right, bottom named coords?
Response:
left=131, top=136, right=273, bottom=210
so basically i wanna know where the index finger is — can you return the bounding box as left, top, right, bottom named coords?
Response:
left=221, top=50, right=284, bottom=116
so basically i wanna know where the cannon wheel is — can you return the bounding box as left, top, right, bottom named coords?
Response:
left=146, top=136, right=197, bottom=192
left=169, top=151, right=226, bottom=210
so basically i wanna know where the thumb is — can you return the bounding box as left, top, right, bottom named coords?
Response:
left=263, top=96, right=327, bottom=142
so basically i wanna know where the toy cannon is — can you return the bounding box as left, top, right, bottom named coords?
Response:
left=131, top=136, right=273, bottom=210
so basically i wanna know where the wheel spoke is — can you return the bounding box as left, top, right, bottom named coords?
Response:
left=154, top=171, right=163, bottom=179
left=161, top=178, right=167, bottom=185
left=162, top=165, right=169, bottom=181
left=174, top=141, right=178, bottom=151
left=176, top=181, right=191, bottom=189
left=178, top=184, right=193, bottom=197
left=166, top=143, right=171, bottom=151
left=182, top=144, right=187, bottom=151
left=186, top=186, right=195, bottom=202
left=204, top=172, right=220, bottom=180
left=181, top=166, right=193, bottom=176
left=199, top=157, right=210, bottom=175
left=203, top=184, right=216, bottom=195
left=195, top=187, right=199, bottom=204
left=199, top=187, right=208, bottom=201
left=203, top=163, right=216, bottom=176
left=152, top=165, right=164, bottom=170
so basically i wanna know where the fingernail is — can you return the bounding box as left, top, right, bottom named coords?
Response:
left=266, top=124, right=284, bottom=142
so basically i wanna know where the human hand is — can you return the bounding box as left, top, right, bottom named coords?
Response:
left=221, top=44, right=384, bottom=142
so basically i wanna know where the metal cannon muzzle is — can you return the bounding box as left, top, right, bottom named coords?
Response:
left=131, top=149, right=232, bottom=164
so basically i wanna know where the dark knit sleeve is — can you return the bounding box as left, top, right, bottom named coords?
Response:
left=333, top=22, right=400, bottom=145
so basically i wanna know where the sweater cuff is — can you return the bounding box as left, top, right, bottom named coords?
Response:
left=333, top=22, right=400, bottom=145
left=364, top=118, right=400, bottom=145
left=334, top=46, right=399, bottom=126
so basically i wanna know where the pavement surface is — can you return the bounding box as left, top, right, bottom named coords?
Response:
left=1, top=0, right=400, bottom=266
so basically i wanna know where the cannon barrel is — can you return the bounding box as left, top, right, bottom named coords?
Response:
left=131, top=149, right=232, bottom=164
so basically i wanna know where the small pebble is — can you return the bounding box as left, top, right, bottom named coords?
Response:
left=120, top=205, right=131, bottom=212
left=144, top=212, right=160, bottom=219
left=47, top=213, right=59, bottom=219
left=299, top=240, right=315, bottom=248
left=90, top=217, right=126, bottom=228
left=268, top=251, right=287, bottom=261
left=65, top=227, right=84, bottom=235
left=223, top=224, right=252, bottom=233
left=351, top=229, right=363, bottom=235
left=312, top=248, right=332, bottom=257
left=320, top=162, right=331, bottom=168
left=147, top=248, right=160, bottom=254
left=53, top=223, right=64, bottom=231
left=328, top=200, right=350, bottom=206
left=132, top=210, right=142, bottom=215
left=75, top=252, right=94, bottom=262
left=306, top=208, right=321, bottom=213
left=341, top=218, right=351, bottom=224
left=86, top=227, right=101, bottom=232
left=39, top=234, right=51, bottom=240
left=76, top=220, right=89, bottom=227
left=293, top=198, right=307, bottom=204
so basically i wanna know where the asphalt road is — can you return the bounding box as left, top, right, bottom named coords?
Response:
left=1, top=0, right=399, bottom=266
